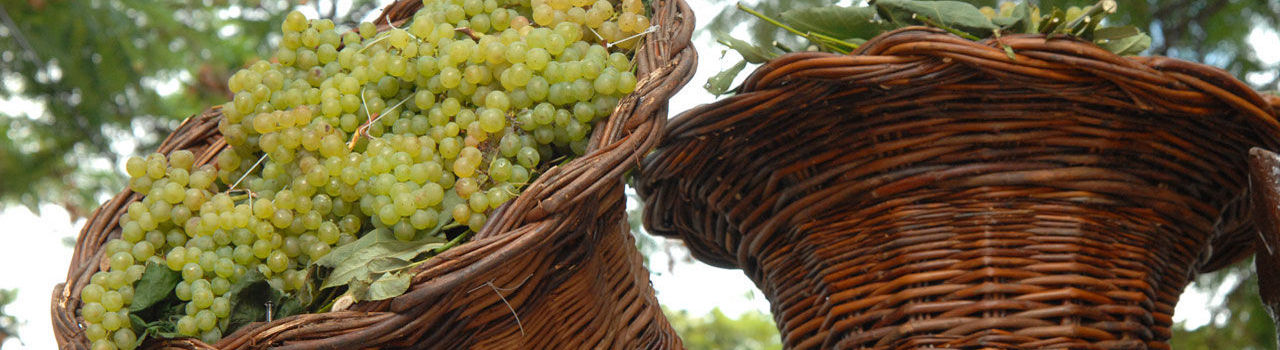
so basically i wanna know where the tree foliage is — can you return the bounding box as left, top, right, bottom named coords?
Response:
left=706, top=0, right=1279, bottom=90
left=0, top=289, right=17, bottom=343
left=0, top=0, right=381, bottom=216
left=1171, top=261, right=1277, bottom=350
left=665, top=307, right=782, bottom=350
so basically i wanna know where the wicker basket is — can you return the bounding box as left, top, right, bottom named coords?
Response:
left=636, top=27, right=1280, bottom=349
left=51, top=0, right=696, bottom=348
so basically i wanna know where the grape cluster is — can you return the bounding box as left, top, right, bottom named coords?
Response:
left=79, top=0, right=646, bottom=348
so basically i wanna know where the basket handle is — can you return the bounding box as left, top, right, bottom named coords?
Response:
left=1248, top=147, right=1280, bottom=346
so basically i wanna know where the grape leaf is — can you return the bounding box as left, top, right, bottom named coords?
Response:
left=314, top=228, right=447, bottom=290
left=223, top=269, right=308, bottom=334
left=712, top=31, right=779, bottom=64
left=1094, top=25, right=1140, bottom=40
left=872, top=0, right=998, bottom=37
left=704, top=59, right=748, bottom=96
left=366, top=272, right=412, bottom=301
left=779, top=5, right=890, bottom=41
left=225, top=270, right=275, bottom=333
left=129, top=262, right=181, bottom=312
left=368, top=256, right=413, bottom=274
left=131, top=313, right=182, bottom=343
left=1095, top=30, right=1150, bottom=56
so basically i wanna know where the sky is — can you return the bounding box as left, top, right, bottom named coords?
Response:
left=3, top=1, right=1280, bottom=349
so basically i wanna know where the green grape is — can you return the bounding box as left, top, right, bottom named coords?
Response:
left=91, top=339, right=117, bottom=350
left=176, top=315, right=198, bottom=336
left=82, top=302, right=106, bottom=323
left=113, top=328, right=138, bottom=350
left=86, top=323, right=108, bottom=342
left=81, top=283, right=105, bottom=303
left=101, top=291, right=124, bottom=312
left=182, top=262, right=203, bottom=282
left=101, top=311, right=124, bottom=331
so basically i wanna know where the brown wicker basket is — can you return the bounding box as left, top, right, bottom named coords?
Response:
left=636, top=27, right=1280, bottom=349
left=51, top=0, right=696, bottom=348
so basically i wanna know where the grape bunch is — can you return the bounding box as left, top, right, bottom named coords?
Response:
left=79, top=0, right=648, bottom=348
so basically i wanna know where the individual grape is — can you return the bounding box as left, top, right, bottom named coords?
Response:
left=101, top=291, right=124, bottom=312
left=81, top=284, right=105, bottom=303
left=113, top=328, right=138, bottom=350
left=102, top=311, right=124, bottom=331
left=91, top=339, right=117, bottom=350
left=86, top=323, right=108, bottom=342
left=182, top=262, right=204, bottom=282
left=176, top=315, right=199, bottom=336
left=82, top=302, right=107, bottom=323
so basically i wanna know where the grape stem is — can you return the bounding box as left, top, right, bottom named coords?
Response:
left=608, top=25, right=658, bottom=49
left=455, top=27, right=482, bottom=40
left=348, top=94, right=414, bottom=150
left=466, top=274, right=533, bottom=336
left=228, top=154, right=268, bottom=191
left=735, top=3, right=858, bottom=53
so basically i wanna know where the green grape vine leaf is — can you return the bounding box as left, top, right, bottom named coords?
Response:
left=712, top=31, right=780, bottom=64
left=224, top=269, right=307, bottom=334
left=991, top=3, right=1038, bottom=34
left=366, top=272, right=413, bottom=301
left=312, top=189, right=461, bottom=301
left=129, top=262, right=182, bottom=312
left=779, top=5, right=889, bottom=42
left=314, top=228, right=447, bottom=290
left=1093, top=26, right=1151, bottom=56
left=871, top=0, right=998, bottom=37
left=705, top=59, right=748, bottom=96
left=130, top=314, right=181, bottom=343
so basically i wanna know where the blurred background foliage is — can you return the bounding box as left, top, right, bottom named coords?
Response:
left=0, top=0, right=382, bottom=216
left=1, top=0, right=1278, bottom=349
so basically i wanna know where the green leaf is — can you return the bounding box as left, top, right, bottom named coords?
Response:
left=779, top=6, right=888, bottom=41
left=872, top=0, right=998, bottom=37
left=276, top=297, right=307, bottom=319
left=712, top=31, right=779, bottom=64
left=129, top=262, right=181, bottom=312
left=1095, top=31, right=1150, bottom=56
left=1094, top=25, right=1141, bottom=40
left=132, top=311, right=181, bottom=342
left=991, top=3, right=1037, bottom=33
left=348, top=278, right=372, bottom=301
left=366, top=272, right=412, bottom=301
left=1014, top=3, right=1038, bottom=34
left=315, top=228, right=447, bottom=290
left=367, top=256, right=414, bottom=274
left=704, top=59, right=748, bottom=96
left=225, top=270, right=274, bottom=333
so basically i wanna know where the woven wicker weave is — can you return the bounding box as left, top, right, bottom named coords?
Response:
left=637, top=27, right=1280, bottom=349
left=51, top=0, right=696, bottom=348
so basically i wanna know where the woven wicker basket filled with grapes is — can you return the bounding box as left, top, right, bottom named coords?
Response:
left=51, top=0, right=695, bottom=348
left=635, top=17, right=1280, bottom=350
